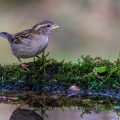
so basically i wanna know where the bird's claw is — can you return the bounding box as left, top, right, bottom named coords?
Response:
left=20, top=63, right=30, bottom=71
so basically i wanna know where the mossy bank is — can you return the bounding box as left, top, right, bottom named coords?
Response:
left=0, top=53, right=120, bottom=116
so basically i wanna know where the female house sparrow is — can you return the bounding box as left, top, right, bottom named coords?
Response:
left=0, top=21, right=59, bottom=70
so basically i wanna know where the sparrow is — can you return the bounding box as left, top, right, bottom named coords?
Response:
left=0, top=21, right=59, bottom=70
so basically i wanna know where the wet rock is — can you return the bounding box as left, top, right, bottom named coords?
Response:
left=9, top=108, right=43, bottom=120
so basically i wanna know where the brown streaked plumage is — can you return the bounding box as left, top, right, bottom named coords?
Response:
left=0, top=21, right=59, bottom=70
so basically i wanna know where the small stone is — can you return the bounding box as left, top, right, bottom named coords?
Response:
left=69, top=85, right=80, bottom=92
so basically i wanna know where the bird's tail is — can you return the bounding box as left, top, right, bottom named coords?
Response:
left=0, top=32, right=14, bottom=39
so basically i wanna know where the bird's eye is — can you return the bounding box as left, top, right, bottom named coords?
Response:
left=47, top=24, right=51, bottom=27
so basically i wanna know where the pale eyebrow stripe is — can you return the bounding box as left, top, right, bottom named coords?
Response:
left=35, top=24, right=48, bottom=30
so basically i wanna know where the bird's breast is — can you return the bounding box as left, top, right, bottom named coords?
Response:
left=31, top=35, right=48, bottom=50
left=11, top=35, right=48, bottom=58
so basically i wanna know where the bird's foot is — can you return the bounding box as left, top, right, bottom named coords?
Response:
left=20, top=63, right=30, bottom=71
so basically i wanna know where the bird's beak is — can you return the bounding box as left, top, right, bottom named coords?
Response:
left=51, top=24, right=60, bottom=30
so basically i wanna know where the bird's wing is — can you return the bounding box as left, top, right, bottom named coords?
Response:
left=9, top=29, right=32, bottom=44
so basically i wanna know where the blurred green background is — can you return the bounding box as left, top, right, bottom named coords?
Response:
left=0, top=0, right=120, bottom=64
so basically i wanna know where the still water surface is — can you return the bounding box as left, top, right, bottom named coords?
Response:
left=0, top=104, right=119, bottom=120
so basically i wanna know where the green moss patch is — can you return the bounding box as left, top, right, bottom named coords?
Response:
left=0, top=53, right=120, bottom=115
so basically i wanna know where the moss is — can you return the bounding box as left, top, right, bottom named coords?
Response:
left=0, top=53, right=120, bottom=88
left=0, top=53, right=120, bottom=115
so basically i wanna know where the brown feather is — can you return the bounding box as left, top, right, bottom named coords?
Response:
left=9, top=21, right=54, bottom=44
left=9, top=29, right=32, bottom=44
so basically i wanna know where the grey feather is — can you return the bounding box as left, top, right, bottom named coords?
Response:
left=0, top=32, right=14, bottom=39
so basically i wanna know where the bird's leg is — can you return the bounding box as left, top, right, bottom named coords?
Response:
left=42, top=50, right=45, bottom=62
left=36, top=50, right=45, bottom=59
left=42, top=50, right=45, bottom=58
left=17, top=58, right=30, bottom=71
left=36, top=55, right=40, bottom=59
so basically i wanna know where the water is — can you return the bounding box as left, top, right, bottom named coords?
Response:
left=0, top=80, right=120, bottom=120
left=0, top=104, right=119, bottom=120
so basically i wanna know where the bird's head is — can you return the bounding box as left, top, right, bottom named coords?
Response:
left=32, top=21, right=59, bottom=35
